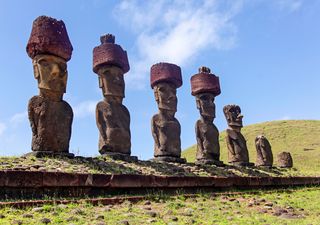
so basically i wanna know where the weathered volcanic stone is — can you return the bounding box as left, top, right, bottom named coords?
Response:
left=223, top=104, right=253, bottom=167
left=151, top=62, right=185, bottom=163
left=26, top=16, right=73, bottom=61
left=150, top=62, right=182, bottom=88
left=255, top=135, right=273, bottom=167
left=93, top=34, right=132, bottom=156
left=26, top=16, right=74, bottom=156
left=191, top=67, right=223, bottom=166
left=93, top=34, right=129, bottom=74
left=277, top=152, right=293, bottom=168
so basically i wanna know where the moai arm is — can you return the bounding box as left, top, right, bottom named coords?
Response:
left=195, top=121, right=204, bottom=152
left=151, top=116, right=160, bottom=149
left=96, top=104, right=107, bottom=141
left=226, top=135, right=235, bottom=157
left=28, top=98, right=37, bottom=136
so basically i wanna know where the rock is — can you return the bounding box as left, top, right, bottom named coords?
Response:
left=96, top=215, right=105, bottom=220
left=32, top=207, right=44, bottom=212
left=119, top=221, right=129, bottom=225
left=147, top=219, right=157, bottom=223
left=144, top=200, right=151, bottom=205
left=265, top=202, right=273, bottom=207
left=23, top=213, right=34, bottom=218
left=40, top=218, right=51, bottom=224
left=183, top=208, right=194, bottom=216
left=66, top=216, right=78, bottom=222
left=11, top=220, right=23, bottom=225
left=170, top=216, right=178, bottom=221
left=0, top=214, right=5, bottom=218
left=144, top=207, right=152, bottom=211
left=71, top=208, right=85, bottom=215
left=146, top=211, right=157, bottom=217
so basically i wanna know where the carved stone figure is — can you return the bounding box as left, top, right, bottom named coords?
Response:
left=191, top=67, right=223, bottom=166
left=26, top=16, right=74, bottom=157
left=255, top=135, right=273, bottom=167
left=223, top=105, right=253, bottom=166
left=93, top=34, right=134, bottom=159
left=150, top=63, right=186, bottom=163
left=277, top=152, right=293, bottom=168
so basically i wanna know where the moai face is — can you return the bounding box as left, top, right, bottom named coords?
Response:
left=33, top=54, right=68, bottom=98
left=196, top=93, right=216, bottom=119
left=154, top=82, right=177, bottom=112
left=224, top=105, right=243, bottom=128
left=98, top=66, right=125, bottom=100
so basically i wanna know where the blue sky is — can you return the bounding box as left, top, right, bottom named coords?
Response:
left=0, top=0, right=319, bottom=159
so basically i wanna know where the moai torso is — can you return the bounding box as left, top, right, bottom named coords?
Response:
left=226, top=128, right=249, bottom=163
left=255, top=135, right=273, bottom=167
left=152, top=114, right=181, bottom=157
left=28, top=96, right=73, bottom=152
left=195, top=119, right=220, bottom=160
left=96, top=100, right=131, bottom=154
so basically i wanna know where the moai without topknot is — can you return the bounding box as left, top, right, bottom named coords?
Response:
left=93, top=34, right=136, bottom=160
left=26, top=16, right=74, bottom=157
left=150, top=63, right=186, bottom=163
left=277, top=152, right=293, bottom=168
left=255, top=135, right=273, bottom=167
left=223, top=105, right=253, bottom=166
left=190, top=67, right=223, bottom=166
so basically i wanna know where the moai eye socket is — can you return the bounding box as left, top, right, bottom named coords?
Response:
left=38, top=59, right=49, bottom=67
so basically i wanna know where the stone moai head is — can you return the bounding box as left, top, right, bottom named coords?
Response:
left=191, top=66, right=221, bottom=120
left=26, top=16, right=73, bottom=101
left=150, top=63, right=182, bottom=116
left=223, top=104, right=243, bottom=129
left=93, top=34, right=130, bottom=103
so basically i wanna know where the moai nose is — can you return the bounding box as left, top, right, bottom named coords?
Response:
left=51, top=63, right=60, bottom=76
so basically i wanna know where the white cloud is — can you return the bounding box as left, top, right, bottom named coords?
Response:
left=280, top=116, right=292, bottom=120
left=10, top=111, right=28, bottom=126
left=73, top=100, right=97, bottom=118
left=114, top=0, right=243, bottom=88
left=0, top=122, right=6, bottom=136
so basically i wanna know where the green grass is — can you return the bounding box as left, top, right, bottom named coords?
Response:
left=182, top=120, right=320, bottom=175
left=0, top=187, right=319, bottom=224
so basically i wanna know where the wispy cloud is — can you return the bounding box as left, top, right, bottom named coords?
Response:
left=274, top=0, right=302, bottom=12
left=73, top=100, right=97, bottom=118
left=10, top=111, right=28, bottom=127
left=113, top=0, right=243, bottom=88
left=280, top=116, right=292, bottom=120
left=0, top=122, right=6, bottom=136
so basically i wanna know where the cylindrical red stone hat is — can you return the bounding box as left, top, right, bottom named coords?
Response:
left=93, top=34, right=130, bottom=74
left=150, top=62, right=182, bottom=89
left=191, top=66, right=221, bottom=96
left=26, top=16, right=73, bottom=61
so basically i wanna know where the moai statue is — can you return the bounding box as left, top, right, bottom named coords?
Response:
left=150, top=62, right=186, bottom=163
left=255, top=135, right=273, bottom=167
left=26, top=16, right=74, bottom=157
left=190, top=66, right=223, bottom=166
left=223, top=105, right=253, bottom=166
left=93, top=34, right=136, bottom=161
left=277, top=152, right=293, bottom=168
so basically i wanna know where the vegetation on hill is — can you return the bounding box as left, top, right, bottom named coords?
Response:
left=182, top=120, right=320, bottom=175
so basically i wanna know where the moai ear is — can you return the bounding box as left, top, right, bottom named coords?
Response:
left=32, top=60, right=40, bottom=80
left=98, top=77, right=103, bottom=88
left=196, top=97, right=201, bottom=109
left=154, top=87, right=159, bottom=102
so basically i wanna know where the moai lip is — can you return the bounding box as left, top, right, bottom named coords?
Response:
left=150, top=62, right=186, bottom=163
left=223, top=104, right=254, bottom=167
left=93, top=34, right=133, bottom=158
left=191, top=66, right=223, bottom=166
left=255, top=135, right=273, bottom=167
left=26, top=15, right=74, bottom=157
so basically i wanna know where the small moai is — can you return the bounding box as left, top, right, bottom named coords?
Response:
left=190, top=66, right=223, bottom=166
left=26, top=16, right=74, bottom=157
left=150, top=62, right=186, bottom=163
left=93, top=34, right=136, bottom=161
left=277, top=152, right=293, bottom=168
left=255, top=135, right=273, bottom=167
left=223, top=105, right=254, bottom=166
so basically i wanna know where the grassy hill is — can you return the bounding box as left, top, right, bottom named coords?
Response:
left=182, top=120, right=320, bottom=175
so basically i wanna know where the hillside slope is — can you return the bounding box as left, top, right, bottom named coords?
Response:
left=182, top=120, right=320, bottom=175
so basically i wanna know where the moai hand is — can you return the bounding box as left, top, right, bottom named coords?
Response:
left=150, top=63, right=186, bottom=163
left=93, top=34, right=135, bottom=160
left=223, top=105, right=253, bottom=166
left=26, top=16, right=74, bottom=157
left=191, top=66, right=223, bottom=166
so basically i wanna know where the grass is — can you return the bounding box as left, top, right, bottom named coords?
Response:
left=0, top=187, right=319, bottom=224
left=182, top=120, right=320, bottom=176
